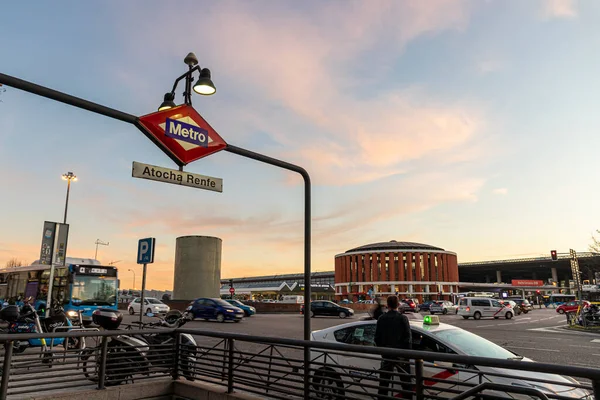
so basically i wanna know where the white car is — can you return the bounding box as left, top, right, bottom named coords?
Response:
left=310, top=317, right=589, bottom=399
left=127, top=297, right=170, bottom=315
left=429, top=301, right=458, bottom=315
left=457, top=297, right=514, bottom=320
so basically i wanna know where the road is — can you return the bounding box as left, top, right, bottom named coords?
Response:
left=125, top=307, right=600, bottom=368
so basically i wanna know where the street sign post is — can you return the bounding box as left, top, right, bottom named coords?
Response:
left=137, top=238, right=156, bottom=324
left=229, top=286, right=235, bottom=299
left=40, top=221, right=69, bottom=317
left=138, top=105, right=227, bottom=166
left=132, top=161, right=222, bottom=192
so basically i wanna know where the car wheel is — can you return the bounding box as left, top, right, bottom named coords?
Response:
left=506, top=312, right=513, bottom=320
left=216, top=313, right=225, bottom=323
left=462, top=316, right=469, bottom=319
left=443, top=309, right=448, bottom=315
left=312, top=368, right=345, bottom=399
left=310, top=310, right=315, bottom=318
left=234, top=319, right=241, bottom=323
left=128, top=307, right=134, bottom=315
left=557, top=309, right=565, bottom=314
left=473, top=312, right=482, bottom=320
left=339, top=311, right=347, bottom=319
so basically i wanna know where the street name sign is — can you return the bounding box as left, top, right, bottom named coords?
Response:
left=132, top=161, right=223, bottom=193
left=138, top=105, right=227, bottom=166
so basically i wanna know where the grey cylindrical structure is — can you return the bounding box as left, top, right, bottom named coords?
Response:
left=173, top=236, right=222, bottom=300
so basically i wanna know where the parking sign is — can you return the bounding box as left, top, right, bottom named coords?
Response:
left=137, top=238, right=155, bottom=264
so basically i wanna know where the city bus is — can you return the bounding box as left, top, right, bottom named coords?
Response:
left=544, top=294, right=576, bottom=306
left=0, top=257, right=118, bottom=324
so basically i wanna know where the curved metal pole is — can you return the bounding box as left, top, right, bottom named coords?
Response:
left=224, top=145, right=312, bottom=400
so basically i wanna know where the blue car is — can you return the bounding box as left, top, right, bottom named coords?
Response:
left=189, top=298, right=244, bottom=323
left=225, top=299, right=256, bottom=317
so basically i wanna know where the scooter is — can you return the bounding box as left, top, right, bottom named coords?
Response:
left=0, top=297, right=73, bottom=354
left=131, top=310, right=197, bottom=380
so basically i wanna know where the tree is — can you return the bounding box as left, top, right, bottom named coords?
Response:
left=5, top=258, right=25, bottom=268
left=590, top=230, right=600, bottom=253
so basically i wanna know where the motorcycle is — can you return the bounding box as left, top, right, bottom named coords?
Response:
left=0, top=297, right=74, bottom=354
left=131, top=310, right=197, bottom=381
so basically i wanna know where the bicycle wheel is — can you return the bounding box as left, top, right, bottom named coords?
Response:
left=80, top=347, right=99, bottom=382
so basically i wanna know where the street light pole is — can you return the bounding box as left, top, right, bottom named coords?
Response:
left=62, top=172, right=77, bottom=223
left=94, top=239, right=109, bottom=260
left=128, top=269, right=136, bottom=290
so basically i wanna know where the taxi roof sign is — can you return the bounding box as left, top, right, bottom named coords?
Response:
left=423, top=315, right=440, bottom=325
left=138, top=105, right=227, bottom=166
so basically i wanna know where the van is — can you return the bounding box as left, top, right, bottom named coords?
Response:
left=280, top=295, right=304, bottom=304
left=457, top=297, right=514, bottom=320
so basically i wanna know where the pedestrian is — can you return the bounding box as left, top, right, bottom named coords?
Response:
left=375, top=295, right=412, bottom=399
left=372, top=297, right=384, bottom=320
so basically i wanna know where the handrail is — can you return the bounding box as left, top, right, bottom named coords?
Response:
left=451, top=382, right=549, bottom=400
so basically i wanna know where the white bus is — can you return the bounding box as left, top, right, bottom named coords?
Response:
left=280, top=295, right=304, bottom=304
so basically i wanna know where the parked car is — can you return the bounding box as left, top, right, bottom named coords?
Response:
left=418, top=300, right=435, bottom=312
left=127, top=297, right=170, bottom=315
left=556, top=300, right=591, bottom=314
left=429, top=300, right=458, bottom=315
left=309, top=318, right=590, bottom=399
left=225, top=299, right=256, bottom=316
left=301, top=301, right=354, bottom=318
left=511, top=298, right=534, bottom=313
left=188, top=298, right=244, bottom=323
left=457, top=297, right=514, bottom=320
left=400, top=298, right=417, bottom=312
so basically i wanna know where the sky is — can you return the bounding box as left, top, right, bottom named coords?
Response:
left=1, top=0, right=600, bottom=291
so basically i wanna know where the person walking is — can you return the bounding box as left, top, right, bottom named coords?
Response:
left=372, top=297, right=384, bottom=320
left=375, top=295, right=412, bottom=399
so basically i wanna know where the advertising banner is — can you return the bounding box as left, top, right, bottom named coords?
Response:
left=39, top=221, right=56, bottom=265
left=511, top=279, right=544, bottom=287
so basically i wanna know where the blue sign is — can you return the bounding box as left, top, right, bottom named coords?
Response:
left=137, top=238, right=155, bottom=264
left=165, top=118, right=208, bottom=147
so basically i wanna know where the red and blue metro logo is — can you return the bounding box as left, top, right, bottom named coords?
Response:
left=138, top=105, right=227, bottom=166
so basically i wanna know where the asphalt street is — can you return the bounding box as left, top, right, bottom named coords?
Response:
left=125, top=307, right=600, bottom=369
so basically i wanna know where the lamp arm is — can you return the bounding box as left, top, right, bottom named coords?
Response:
left=170, top=65, right=201, bottom=95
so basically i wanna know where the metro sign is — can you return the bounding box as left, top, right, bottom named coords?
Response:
left=138, top=105, right=227, bottom=166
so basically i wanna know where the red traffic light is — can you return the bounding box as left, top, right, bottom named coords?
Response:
left=550, top=250, right=558, bottom=261
left=536, top=290, right=541, bottom=294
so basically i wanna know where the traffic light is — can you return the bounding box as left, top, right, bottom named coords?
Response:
left=536, top=290, right=540, bottom=295
left=550, top=250, right=558, bottom=261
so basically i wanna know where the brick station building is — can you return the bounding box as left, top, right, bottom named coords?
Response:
left=334, top=240, right=459, bottom=302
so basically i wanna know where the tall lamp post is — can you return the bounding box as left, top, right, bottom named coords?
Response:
left=62, top=172, right=77, bottom=223
left=128, top=268, right=136, bottom=290
left=94, top=239, right=109, bottom=260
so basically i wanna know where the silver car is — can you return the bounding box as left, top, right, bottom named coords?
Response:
left=310, top=319, right=590, bottom=399
left=429, top=300, right=458, bottom=315
left=127, top=297, right=170, bottom=315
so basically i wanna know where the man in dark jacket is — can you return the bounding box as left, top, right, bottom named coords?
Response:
left=375, top=295, right=412, bottom=399
left=372, top=297, right=384, bottom=320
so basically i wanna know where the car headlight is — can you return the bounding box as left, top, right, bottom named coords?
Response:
left=226, top=309, right=235, bottom=313
left=67, top=310, right=78, bottom=318
left=251, top=307, right=256, bottom=311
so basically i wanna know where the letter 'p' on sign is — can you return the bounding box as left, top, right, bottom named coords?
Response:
left=137, top=238, right=156, bottom=264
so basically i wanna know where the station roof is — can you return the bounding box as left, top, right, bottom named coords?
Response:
left=344, top=240, right=445, bottom=253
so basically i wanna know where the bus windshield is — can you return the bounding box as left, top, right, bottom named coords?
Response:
left=71, top=275, right=117, bottom=306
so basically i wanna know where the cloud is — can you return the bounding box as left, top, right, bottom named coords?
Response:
left=493, top=188, right=508, bottom=195
left=542, top=0, right=577, bottom=19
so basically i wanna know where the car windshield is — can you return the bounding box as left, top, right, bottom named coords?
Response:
left=430, top=328, right=516, bottom=359
left=71, top=276, right=117, bottom=306
left=215, top=299, right=235, bottom=307
left=148, top=299, right=162, bottom=304
left=228, top=300, right=242, bottom=306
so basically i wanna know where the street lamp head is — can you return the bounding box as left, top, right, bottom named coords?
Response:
left=184, top=52, right=199, bottom=67
left=158, top=92, right=176, bottom=111
left=62, top=172, right=77, bottom=181
left=193, top=68, right=216, bottom=95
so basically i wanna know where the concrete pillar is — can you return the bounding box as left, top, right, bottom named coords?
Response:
left=496, top=270, right=502, bottom=284
left=173, top=236, right=222, bottom=300
left=415, top=252, right=421, bottom=282
left=552, top=267, right=558, bottom=283
left=371, top=253, right=378, bottom=282
left=406, top=252, right=413, bottom=281
left=380, top=253, right=387, bottom=281
left=408, top=284, right=414, bottom=295
left=389, top=253, right=397, bottom=282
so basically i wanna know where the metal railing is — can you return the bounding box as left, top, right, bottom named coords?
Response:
left=0, top=327, right=599, bottom=400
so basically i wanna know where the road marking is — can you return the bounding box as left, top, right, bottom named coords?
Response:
left=506, top=346, right=560, bottom=352
left=591, top=339, right=600, bottom=343
left=569, top=344, right=600, bottom=349
left=475, top=324, right=497, bottom=328
left=593, top=354, right=600, bottom=356
left=518, top=317, right=532, bottom=320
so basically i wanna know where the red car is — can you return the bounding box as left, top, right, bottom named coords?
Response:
left=556, top=300, right=590, bottom=314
